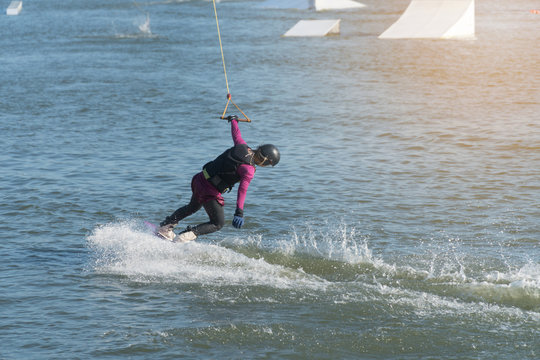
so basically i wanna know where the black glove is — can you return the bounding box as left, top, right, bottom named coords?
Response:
left=227, top=115, right=238, bottom=122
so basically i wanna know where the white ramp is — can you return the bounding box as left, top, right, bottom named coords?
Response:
left=283, top=19, right=341, bottom=37
left=314, top=0, right=365, bottom=11
left=379, top=0, right=475, bottom=39
left=260, top=0, right=365, bottom=11
left=7, top=1, right=23, bottom=15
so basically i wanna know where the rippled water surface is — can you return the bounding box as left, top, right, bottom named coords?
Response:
left=1, top=0, right=539, bottom=358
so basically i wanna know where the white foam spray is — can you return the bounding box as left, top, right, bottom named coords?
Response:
left=86, top=220, right=539, bottom=314
left=138, top=13, right=151, bottom=35
left=86, top=220, right=327, bottom=290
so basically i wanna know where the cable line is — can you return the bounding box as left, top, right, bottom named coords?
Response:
left=211, top=0, right=251, bottom=122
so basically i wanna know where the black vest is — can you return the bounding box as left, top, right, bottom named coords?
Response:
left=203, top=144, right=254, bottom=193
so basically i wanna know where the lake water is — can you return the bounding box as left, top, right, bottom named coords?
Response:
left=1, top=0, right=539, bottom=358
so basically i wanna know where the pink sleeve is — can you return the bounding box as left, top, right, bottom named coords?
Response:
left=236, top=164, right=255, bottom=210
left=231, top=119, right=246, bottom=145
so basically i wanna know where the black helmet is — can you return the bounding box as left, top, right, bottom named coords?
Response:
left=257, top=144, right=280, bottom=167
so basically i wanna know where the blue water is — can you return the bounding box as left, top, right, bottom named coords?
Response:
left=1, top=0, right=539, bottom=358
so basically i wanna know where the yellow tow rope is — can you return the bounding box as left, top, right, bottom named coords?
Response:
left=211, top=0, right=251, bottom=122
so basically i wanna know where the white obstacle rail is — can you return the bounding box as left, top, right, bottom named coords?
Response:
left=260, top=0, right=365, bottom=11
left=283, top=19, right=341, bottom=37
left=6, top=1, right=23, bottom=15
left=379, top=0, right=475, bottom=39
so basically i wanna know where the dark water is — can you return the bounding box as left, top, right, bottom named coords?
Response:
left=1, top=0, right=539, bottom=358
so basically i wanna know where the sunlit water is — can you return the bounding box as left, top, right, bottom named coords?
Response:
left=1, top=0, right=538, bottom=358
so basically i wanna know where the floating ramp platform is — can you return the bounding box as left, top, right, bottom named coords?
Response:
left=260, top=0, right=365, bottom=11
left=379, top=0, right=475, bottom=39
left=283, top=19, right=341, bottom=37
left=6, top=1, right=22, bottom=15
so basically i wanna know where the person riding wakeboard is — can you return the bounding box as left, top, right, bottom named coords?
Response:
left=157, top=115, right=280, bottom=242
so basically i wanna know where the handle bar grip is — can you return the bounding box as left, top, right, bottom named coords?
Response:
left=221, top=117, right=251, bottom=122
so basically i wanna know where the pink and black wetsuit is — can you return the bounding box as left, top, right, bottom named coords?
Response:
left=161, top=119, right=255, bottom=235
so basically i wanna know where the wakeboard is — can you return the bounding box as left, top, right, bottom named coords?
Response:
left=144, top=220, right=169, bottom=241
left=144, top=220, right=196, bottom=243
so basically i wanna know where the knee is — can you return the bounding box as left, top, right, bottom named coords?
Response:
left=213, top=218, right=225, bottom=231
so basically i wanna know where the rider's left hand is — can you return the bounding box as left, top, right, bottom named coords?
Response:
left=232, top=215, right=244, bottom=229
